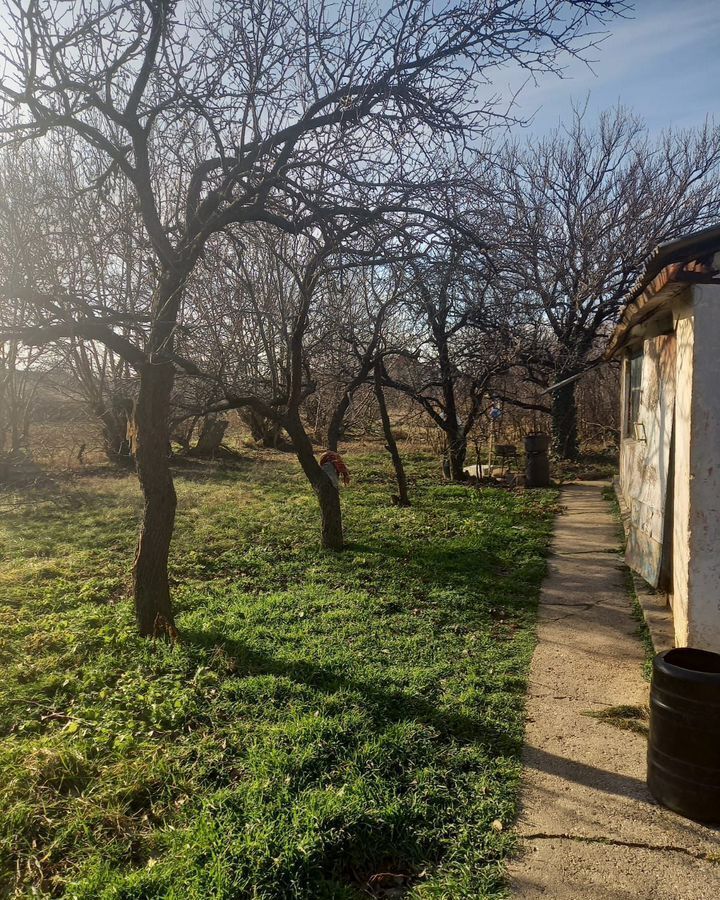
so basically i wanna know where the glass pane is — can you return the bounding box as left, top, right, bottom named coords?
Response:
left=628, top=352, right=642, bottom=433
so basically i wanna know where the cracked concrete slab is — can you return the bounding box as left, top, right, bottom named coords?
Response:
left=509, top=482, right=720, bottom=899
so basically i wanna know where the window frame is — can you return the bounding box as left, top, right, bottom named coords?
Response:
left=625, top=350, right=643, bottom=439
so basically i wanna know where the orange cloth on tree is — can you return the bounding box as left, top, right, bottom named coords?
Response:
left=319, top=450, right=351, bottom=485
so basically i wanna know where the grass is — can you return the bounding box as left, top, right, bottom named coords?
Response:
left=552, top=450, right=618, bottom=485
left=0, top=449, right=558, bottom=899
left=582, top=704, right=650, bottom=736
left=625, top=571, right=656, bottom=683
left=603, top=483, right=656, bottom=681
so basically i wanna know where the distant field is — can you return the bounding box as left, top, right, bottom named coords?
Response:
left=0, top=451, right=557, bottom=899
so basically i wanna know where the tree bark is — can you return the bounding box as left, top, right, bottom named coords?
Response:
left=552, top=378, right=580, bottom=460
left=239, top=407, right=292, bottom=450
left=316, top=475, right=344, bottom=550
left=446, top=428, right=468, bottom=480
left=374, top=367, right=410, bottom=506
left=10, top=397, right=22, bottom=453
left=191, top=415, right=229, bottom=456
left=96, top=402, right=133, bottom=466
left=131, top=361, right=177, bottom=637
left=326, top=393, right=350, bottom=452
left=285, top=412, right=344, bottom=549
left=431, top=313, right=467, bottom=481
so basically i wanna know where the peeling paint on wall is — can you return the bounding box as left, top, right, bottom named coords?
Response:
left=622, top=334, right=676, bottom=588
left=619, top=284, right=720, bottom=653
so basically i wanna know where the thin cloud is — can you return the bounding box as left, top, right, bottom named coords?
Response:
left=497, top=0, right=720, bottom=134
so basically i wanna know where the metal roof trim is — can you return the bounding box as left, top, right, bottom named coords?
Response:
left=605, top=223, right=720, bottom=358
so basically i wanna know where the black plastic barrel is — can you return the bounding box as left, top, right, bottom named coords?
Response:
left=524, top=433, right=550, bottom=454
left=648, top=647, right=720, bottom=823
left=524, top=432, right=550, bottom=488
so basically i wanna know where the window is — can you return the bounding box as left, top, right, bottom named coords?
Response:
left=626, top=351, right=643, bottom=437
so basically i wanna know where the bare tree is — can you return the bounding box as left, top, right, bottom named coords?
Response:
left=0, top=145, right=60, bottom=454
left=65, top=341, right=135, bottom=463
left=319, top=262, right=405, bottom=453
left=381, top=235, right=516, bottom=479
left=0, top=0, right=625, bottom=633
left=498, top=106, right=720, bottom=458
left=0, top=138, right=150, bottom=463
left=183, top=222, right=399, bottom=550
left=0, top=336, right=49, bottom=454
left=374, top=359, right=411, bottom=506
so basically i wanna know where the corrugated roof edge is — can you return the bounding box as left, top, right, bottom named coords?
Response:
left=624, top=222, right=720, bottom=307
left=605, top=222, right=720, bottom=358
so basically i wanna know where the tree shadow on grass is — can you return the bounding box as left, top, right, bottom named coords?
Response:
left=171, top=452, right=297, bottom=486
left=177, top=624, right=521, bottom=897
left=182, top=625, right=520, bottom=756
left=333, top=539, right=543, bottom=620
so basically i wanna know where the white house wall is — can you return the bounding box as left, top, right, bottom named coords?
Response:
left=618, top=282, right=720, bottom=652
left=684, top=283, right=720, bottom=651
left=620, top=333, right=677, bottom=588
left=671, top=309, right=693, bottom=646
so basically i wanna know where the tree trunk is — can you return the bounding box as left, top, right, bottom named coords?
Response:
left=192, top=416, right=229, bottom=456
left=0, top=367, right=6, bottom=452
left=374, top=367, right=410, bottom=506
left=239, top=407, right=292, bottom=450
left=21, top=404, right=31, bottom=451
left=96, top=403, right=133, bottom=466
left=446, top=429, right=468, bottom=481
left=131, top=361, right=177, bottom=637
left=285, top=412, right=344, bottom=550
left=432, top=319, right=466, bottom=481
left=552, top=378, right=580, bottom=460
left=317, top=475, right=344, bottom=549
left=171, top=415, right=199, bottom=454
left=327, top=392, right=351, bottom=452
left=10, top=399, right=22, bottom=453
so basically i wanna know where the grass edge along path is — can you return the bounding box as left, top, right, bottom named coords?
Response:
left=0, top=452, right=558, bottom=899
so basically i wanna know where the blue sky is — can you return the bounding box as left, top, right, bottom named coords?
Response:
left=503, top=0, right=720, bottom=135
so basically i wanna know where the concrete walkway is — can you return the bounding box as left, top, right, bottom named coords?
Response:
left=509, top=482, right=720, bottom=900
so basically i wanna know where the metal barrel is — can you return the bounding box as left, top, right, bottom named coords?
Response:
left=648, top=647, right=720, bottom=823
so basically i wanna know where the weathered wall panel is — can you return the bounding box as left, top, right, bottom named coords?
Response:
left=620, top=334, right=677, bottom=588
left=617, top=283, right=720, bottom=653
left=671, top=311, right=693, bottom=646
left=685, top=285, right=720, bottom=652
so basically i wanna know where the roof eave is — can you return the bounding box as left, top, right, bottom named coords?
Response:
left=606, top=257, right=720, bottom=359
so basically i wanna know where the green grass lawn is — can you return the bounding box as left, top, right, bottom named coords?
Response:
left=0, top=451, right=557, bottom=899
